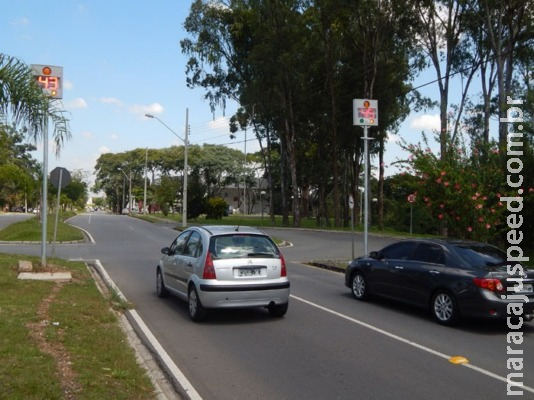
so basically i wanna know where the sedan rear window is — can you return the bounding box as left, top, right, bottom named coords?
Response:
left=212, top=234, right=277, bottom=259
left=453, top=244, right=506, bottom=267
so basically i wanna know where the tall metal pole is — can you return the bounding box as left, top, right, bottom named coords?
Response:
left=183, top=108, right=188, bottom=228
left=362, top=125, right=374, bottom=256
left=145, top=111, right=188, bottom=227
left=243, top=127, right=247, bottom=214
left=128, top=170, right=132, bottom=214
left=41, top=112, right=49, bottom=267
left=143, top=147, right=148, bottom=214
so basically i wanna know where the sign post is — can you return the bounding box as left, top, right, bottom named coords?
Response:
left=31, top=64, right=63, bottom=267
left=354, top=99, right=378, bottom=256
left=349, top=195, right=355, bottom=259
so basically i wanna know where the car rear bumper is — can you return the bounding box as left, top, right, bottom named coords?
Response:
left=198, top=281, right=290, bottom=308
left=459, top=289, right=534, bottom=320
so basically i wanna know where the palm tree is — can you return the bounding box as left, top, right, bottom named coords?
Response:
left=0, top=53, right=70, bottom=154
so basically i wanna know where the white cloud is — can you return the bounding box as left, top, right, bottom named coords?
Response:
left=11, top=17, right=29, bottom=27
left=66, top=98, right=87, bottom=109
left=110, top=134, right=119, bottom=140
left=100, top=97, right=123, bottom=106
left=410, top=114, right=440, bottom=131
left=386, top=132, right=402, bottom=144
left=208, top=116, right=229, bottom=130
left=131, top=102, right=164, bottom=117
left=81, top=131, right=94, bottom=139
left=63, top=80, right=73, bottom=90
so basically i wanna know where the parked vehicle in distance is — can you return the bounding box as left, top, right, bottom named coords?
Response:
left=157, top=225, right=290, bottom=321
left=345, top=239, right=534, bottom=325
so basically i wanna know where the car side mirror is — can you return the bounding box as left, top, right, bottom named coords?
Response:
left=161, top=247, right=171, bottom=255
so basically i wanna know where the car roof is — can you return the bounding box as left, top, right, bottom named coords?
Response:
left=194, top=225, right=267, bottom=236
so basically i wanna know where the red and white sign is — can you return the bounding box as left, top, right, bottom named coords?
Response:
left=353, top=99, right=378, bottom=126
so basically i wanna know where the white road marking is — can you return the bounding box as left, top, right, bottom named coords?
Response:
left=291, top=294, right=534, bottom=394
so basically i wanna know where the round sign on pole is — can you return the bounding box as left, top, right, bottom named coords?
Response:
left=50, top=167, right=71, bottom=189
left=407, top=194, right=416, bottom=203
left=348, top=195, right=354, bottom=209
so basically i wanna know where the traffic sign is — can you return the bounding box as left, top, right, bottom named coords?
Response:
left=353, top=99, right=378, bottom=126
left=31, top=64, right=63, bottom=99
left=348, top=195, right=354, bottom=210
left=407, top=194, right=416, bottom=203
left=50, top=167, right=71, bottom=189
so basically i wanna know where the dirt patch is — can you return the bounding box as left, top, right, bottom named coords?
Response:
left=26, top=282, right=82, bottom=399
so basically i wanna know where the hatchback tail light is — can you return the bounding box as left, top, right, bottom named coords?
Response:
left=473, top=278, right=504, bottom=293
left=280, top=254, right=287, bottom=277
left=203, top=252, right=217, bottom=279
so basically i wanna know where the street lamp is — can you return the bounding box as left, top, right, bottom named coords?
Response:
left=118, top=167, right=132, bottom=214
left=145, top=110, right=188, bottom=228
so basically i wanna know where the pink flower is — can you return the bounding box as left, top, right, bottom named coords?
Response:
left=444, top=181, right=450, bottom=187
left=486, top=224, right=491, bottom=229
left=468, top=227, right=473, bottom=232
left=438, top=214, right=444, bottom=219
left=478, top=217, right=484, bottom=222
left=441, top=171, right=447, bottom=176
left=476, top=204, right=483, bottom=209
left=436, top=178, right=442, bottom=184
left=440, top=204, right=445, bottom=209
left=454, top=184, right=461, bottom=190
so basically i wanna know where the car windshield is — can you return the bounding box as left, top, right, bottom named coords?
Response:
left=211, top=234, right=277, bottom=259
left=453, top=244, right=507, bottom=268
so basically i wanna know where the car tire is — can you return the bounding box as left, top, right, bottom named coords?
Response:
left=156, top=268, right=168, bottom=298
left=431, top=290, right=460, bottom=325
left=268, top=302, right=288, bottom=317
left=188, top=285, right=207, bottom=322
left=351, top=272, right=369, bottom=300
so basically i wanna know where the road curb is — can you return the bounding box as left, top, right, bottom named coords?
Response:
left=88, top=259, right=202, bottom=400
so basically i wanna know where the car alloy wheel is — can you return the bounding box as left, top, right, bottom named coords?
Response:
left=156, top=268, right=168, bottom=298
left=432, top=290, right=459, bottom=325
left=351, top=272, right=368, bottom=300
left=188, top=285, right=207, bottom=322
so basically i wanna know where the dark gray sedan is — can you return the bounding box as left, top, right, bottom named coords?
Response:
left=345, top=239, right=534, bottom=325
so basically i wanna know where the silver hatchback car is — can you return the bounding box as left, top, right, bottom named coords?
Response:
left=156, top=225, right=290, bottom=321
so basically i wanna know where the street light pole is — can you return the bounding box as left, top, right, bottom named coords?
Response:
left=143, top=147, right=148, bottom=214
left=118, top=168, right=132, bottom=214
left=145, top=110, right=188, bottom=228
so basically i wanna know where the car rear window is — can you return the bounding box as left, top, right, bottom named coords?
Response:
left=453, top=244, right=506, bottom=267
left=211, top=234, right=277, bottom=259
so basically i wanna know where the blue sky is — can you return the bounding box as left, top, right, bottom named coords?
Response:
left=3, top=1, right=443, bottom=193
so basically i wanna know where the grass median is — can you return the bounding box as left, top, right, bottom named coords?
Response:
left=0, top=214, right=162, bottom=399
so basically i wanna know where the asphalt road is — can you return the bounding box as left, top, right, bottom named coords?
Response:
left=1, top=213, right=533, bottom=399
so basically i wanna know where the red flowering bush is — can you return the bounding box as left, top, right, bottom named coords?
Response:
left=399, top=135, right=518, bottom=243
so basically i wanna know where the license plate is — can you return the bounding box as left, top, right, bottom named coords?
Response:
left=237, top=268, right=261, bottom=277
left=515, top=283, right=533, bottom=294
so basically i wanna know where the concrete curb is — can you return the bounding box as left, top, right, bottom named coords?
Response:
left=88, top=259, right=202, bottom=400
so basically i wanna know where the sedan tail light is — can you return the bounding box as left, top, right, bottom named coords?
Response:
left=280, top=254, right=287, bottom=277
left=473, top=278, right=504, bottom=293
left=203, top=252, right=217, bottom=279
